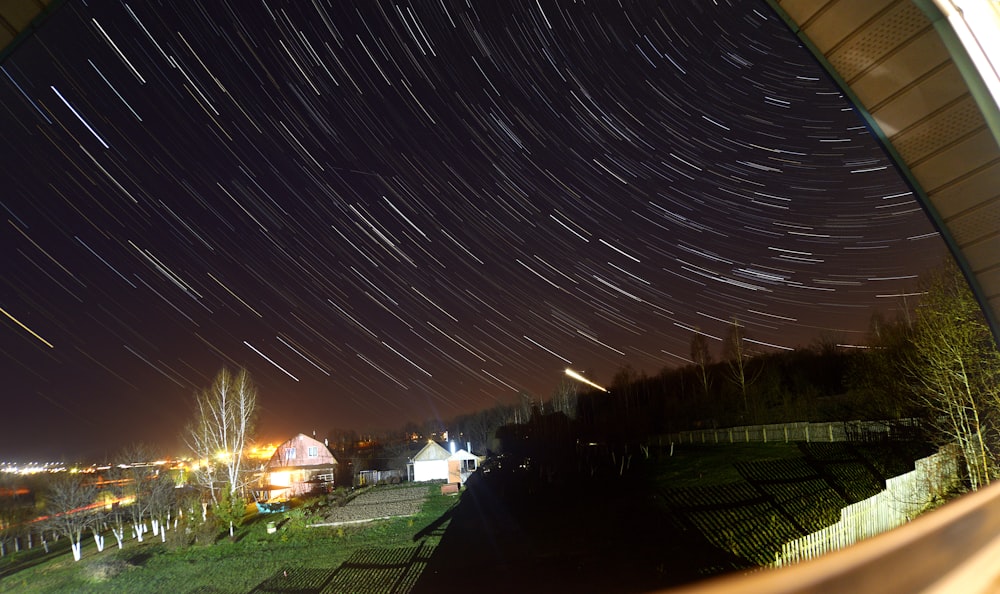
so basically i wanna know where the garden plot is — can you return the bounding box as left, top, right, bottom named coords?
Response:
left=315, top=484, right=432, bottom=526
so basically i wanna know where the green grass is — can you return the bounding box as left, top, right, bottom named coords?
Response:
left=643, top=442, right=803, bottom=488
left=642, top=440, right=932, bottom=567
left=0, top=483, right=457, bottom=594
left=1, top=443, right=933, bottom=591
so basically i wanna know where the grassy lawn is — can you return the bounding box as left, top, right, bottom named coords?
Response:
left=0, top=483, right=457, bottom=593
left=643, top=442, right=803, bottom=488
left=0, top=442, right=934, bottom=592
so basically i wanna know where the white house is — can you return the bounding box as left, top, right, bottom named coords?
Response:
left=409, top=440, right=451, bottom=482
left=447, top=448, right=480, bottom=485
left=408, top=441, right=483, bottom=485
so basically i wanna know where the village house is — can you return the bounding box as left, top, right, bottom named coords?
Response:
left=260, top=433, right=338, bottom=501
left=408, top=441, right=482, bottom=485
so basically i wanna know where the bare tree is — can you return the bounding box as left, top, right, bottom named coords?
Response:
left=43, top=474, right=97, bottom=561
left=0, top=474, right=34, bottom=557
left=147, top=472, right=177, bottom=542
left=690, top=331, right=713, bottom=399
left=463, top=405, right=508, bottom=453
left=905, top=262, right=1000, bottom=491
left=549, top=378, right=579, bottom=420
left=113, top=443, right=159, bottom=544
left=724, top=317, right=762, bottom=422
left=185, top=367, right=258, bottom=502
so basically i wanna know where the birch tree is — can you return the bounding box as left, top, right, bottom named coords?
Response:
left=184, top=367, right=258, bottom=502
left=690, top=331, right=713, bottom=399
left=724, top=317, right=762, bottom=422
left=113, top=443, right=158, bottom=544
left=906, top=261, right=1000, bottom=491
left=43, top=474, right=97, bottom=562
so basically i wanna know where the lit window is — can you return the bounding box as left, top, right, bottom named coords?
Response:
left=307, top=446, right=318, bottom=457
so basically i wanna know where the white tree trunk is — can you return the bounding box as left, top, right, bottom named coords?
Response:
left=133, top=522, right=144, bottom=543
left=152, top=518, right=160, bottom=537
left=112, top=526, right=125, bottom=549
left=93, top=530, right=105, bottom=552
left=71, top=539, right=82, bottom=562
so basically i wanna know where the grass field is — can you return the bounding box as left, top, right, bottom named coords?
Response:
left=0, top=483, right=456, bottom=593
left=0, top=441, right=933, bottom=593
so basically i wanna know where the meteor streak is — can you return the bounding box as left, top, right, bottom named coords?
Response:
left=565, top=368, right=607, bottom=392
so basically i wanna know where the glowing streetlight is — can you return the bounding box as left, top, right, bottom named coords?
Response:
left=565, top=368, right=607, bottom=392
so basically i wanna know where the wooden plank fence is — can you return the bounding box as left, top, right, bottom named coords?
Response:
left=772, top=445, right=960, bottom=567
left=663, top=419, right=920, bottom=445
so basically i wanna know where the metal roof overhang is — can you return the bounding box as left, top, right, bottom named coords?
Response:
left=0, top=0, right=63, bottom=64
left=767, top=0, right=1000, bottom=339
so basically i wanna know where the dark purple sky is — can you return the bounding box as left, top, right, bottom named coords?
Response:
left=0, top=0, right=944, bottom=461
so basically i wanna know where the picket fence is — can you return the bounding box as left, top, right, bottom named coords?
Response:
left=664, top=419, right=920, bottom=446
left=771, top=445, right=961, bottom=567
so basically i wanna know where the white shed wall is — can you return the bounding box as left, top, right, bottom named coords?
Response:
left=413, top=459, right=448, bottom=482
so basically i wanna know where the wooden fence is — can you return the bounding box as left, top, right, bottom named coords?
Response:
left=772, top=445, right=961, bottom=567
left=663, top=419, right=920, bottom=446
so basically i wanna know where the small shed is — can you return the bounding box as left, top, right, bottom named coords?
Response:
left=447, top=449, right=481, bottom=485
left=261, top=433, right=338, bottom=501
left=408, top=440, right=451, bottom=482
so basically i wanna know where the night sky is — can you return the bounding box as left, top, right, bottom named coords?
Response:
left=1, top=0, right=945, bottom=461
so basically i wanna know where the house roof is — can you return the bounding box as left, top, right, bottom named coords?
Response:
left=448, top=448, right=479, bottom=461
left=412, top=440, right=451, bottom=462
left=267, top=433, right=338, bottom=469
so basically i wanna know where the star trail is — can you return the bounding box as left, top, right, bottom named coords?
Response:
left=0, top=0, right=945, bottom=460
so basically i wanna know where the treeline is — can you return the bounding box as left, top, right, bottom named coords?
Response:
left=422, top=341, right=883, bottom=457
left=433, top=260, right=1000, bottom=494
